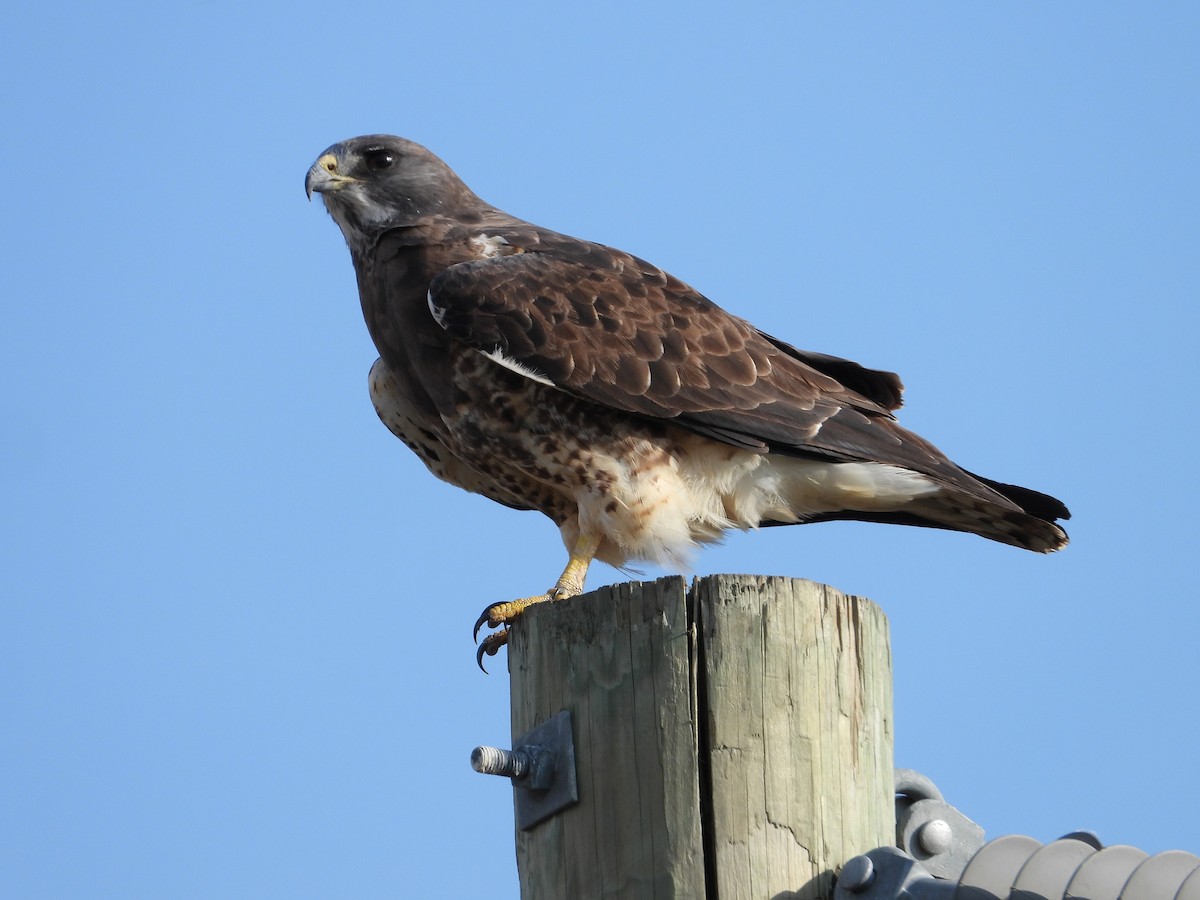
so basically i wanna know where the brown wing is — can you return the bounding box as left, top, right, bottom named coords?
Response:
left=427, top=235, right=986, bottom=487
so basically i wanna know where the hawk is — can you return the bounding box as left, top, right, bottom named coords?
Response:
left=305, top=135, right=1069, bottom=666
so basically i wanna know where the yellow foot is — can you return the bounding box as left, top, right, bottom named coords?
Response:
left=471, top=533, right=600, bottom=673
left=476, top=627, right=510, bottom=668
left=473, top=590, right=558, bottom=672
left=472, top=592, right=555, bottom=640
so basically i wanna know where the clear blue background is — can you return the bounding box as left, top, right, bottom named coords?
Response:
left=3, top=3, right=1197, bottom=897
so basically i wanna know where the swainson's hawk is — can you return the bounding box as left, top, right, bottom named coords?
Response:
left=305, top=135, right=1069, bottom=666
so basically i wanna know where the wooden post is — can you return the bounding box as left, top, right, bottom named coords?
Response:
left=507, top=574, right=894, bottom=900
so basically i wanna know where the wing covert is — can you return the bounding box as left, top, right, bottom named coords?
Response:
left=427, top=247, right=917, bottom=460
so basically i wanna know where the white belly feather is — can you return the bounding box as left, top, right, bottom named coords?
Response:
left=572, top=431, right=940, bottom=570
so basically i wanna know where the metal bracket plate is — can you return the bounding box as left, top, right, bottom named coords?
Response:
left=512, top=710, right=579, bottom=831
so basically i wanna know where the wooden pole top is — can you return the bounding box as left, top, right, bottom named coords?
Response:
left=507, top=574, right=895, bottom=900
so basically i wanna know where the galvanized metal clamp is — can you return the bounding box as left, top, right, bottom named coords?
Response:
left=838, top=770, right=1200, bottom=900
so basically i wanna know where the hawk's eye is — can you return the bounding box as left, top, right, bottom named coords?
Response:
left=363, top=148, right=396, bottom=171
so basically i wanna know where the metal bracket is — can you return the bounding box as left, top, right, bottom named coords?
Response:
left=893, top=768, right=985, bottom=880
left=838, top=768, right=1200, bottom=900
left=897, top=797, right=985, bottom=879
left=838, top=846, right=956, bottom=900
left=471, top=709, right=579, bottom=830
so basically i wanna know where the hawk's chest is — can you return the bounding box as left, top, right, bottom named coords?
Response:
left=355, top=231, right=504, bottom=364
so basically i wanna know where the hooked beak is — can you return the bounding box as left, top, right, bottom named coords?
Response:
left=305, top=153, right=354, bottom=200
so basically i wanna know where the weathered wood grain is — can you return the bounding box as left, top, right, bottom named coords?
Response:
left=506, top=575, right=893, bottom=900
left=509, top=577, right=705, bottom=899
left=696, top=575, right=894, bottom=900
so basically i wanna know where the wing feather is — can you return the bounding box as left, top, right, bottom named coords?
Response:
left=426, top=238, right=978, bottom=486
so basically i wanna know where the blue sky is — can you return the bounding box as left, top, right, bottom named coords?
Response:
left=2, top=2, right=1197, bottom=897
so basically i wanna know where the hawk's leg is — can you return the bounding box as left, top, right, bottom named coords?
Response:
left=473, top=533, right=600, bottom=670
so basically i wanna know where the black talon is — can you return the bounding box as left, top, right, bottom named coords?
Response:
left=472, top=607, right=493, bottom=643
left=473, top=602, right=506, bottom=642
left=475, top=628, right=509, bottom=673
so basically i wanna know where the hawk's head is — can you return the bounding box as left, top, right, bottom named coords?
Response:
left=305, top=135, right=482, bottom=251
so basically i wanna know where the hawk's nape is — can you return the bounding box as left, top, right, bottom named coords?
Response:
left=307, top=134, right=1069, bottom=667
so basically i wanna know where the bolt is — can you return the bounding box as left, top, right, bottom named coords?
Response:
left=471, top=745, right=532, bottom=780
left=840, top=855, right=875, bottom=893
left=918, top=819, right=954, bottom=855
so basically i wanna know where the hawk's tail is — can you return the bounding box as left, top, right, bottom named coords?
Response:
left=799, top=473, right=1070, bottom=553
left=906, top=480, right=1070, bottom=553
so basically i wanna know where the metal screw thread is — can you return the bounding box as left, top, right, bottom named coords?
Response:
left=471, top=745, right=531, bottom=779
